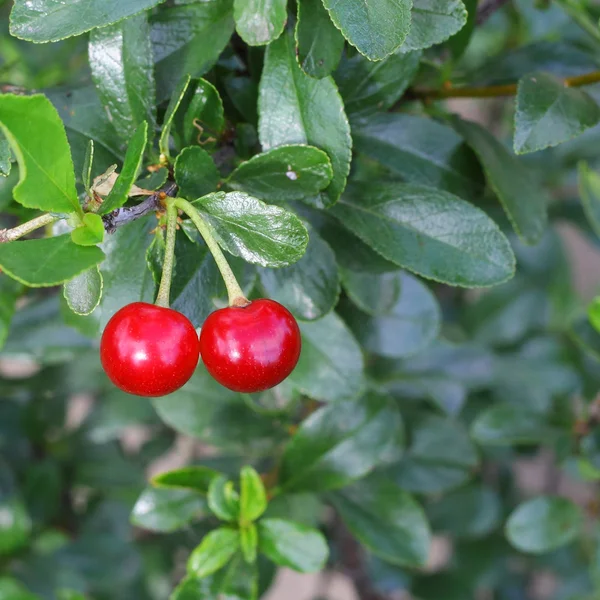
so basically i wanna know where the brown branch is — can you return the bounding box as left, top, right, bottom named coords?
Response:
left=476, top=0, right=510, bottom=25
left=411, top=69, right=600, bottom=101
left=101, top=183, right=177, bottom=233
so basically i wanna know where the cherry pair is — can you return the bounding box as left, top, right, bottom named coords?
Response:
left=100, top=299, right=301, bottom=397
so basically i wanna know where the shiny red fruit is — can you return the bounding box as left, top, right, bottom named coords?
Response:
left=199, top=299, right=301, bottom=393
left=100, top=302, right=199, bottom=397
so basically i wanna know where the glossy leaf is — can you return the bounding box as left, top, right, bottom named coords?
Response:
left=0, top=134, right=10, bottom=177
left=151, top=466, right=219, bottom=494
left=280, top=392, right=402, bottom=492
left=131, top=487, right=207, bottom=533
left=89, top=13, right=156, bottom=144
left=343, top=272, right=440, bottom=358
left=287, top=311, right=365, bottom=401
left=151, top=3, right=234, bottom=100
left=471, top=404, right=557, bottom=446
left=10, top=0, right=165, bottom=42
left=259, top=32, right=351, bottom=208
left=336, top=50, right=421, bottom=117
left=0, top=94, right=80, bottom=214
left=63, top=266, right=103, bottom=316
left=258, top=518, right=328, bottom=573
left=240, top=466, right=267, bottom=523
left=353, top=113, right=484, bottom=201
left=175, top=147, right=220, bottom=200
left=330, top=182, right=515, bottom=287
left=258, top=224, right=339, bottom=321
left=321, top=0, right=411, bottom=60
left=452, top=117, right=548, bottom=245
left=331, top=474, right=431, bottom=567
left=99, top=121, right=148, bottom=214
left=400, top=0, right=468, bottom=52
left=194, top=192, right=309, bottom=268
left=506, top=496, right=583, bottom=554
left=159, top=75, right=191, bottom=159
left=341, top=269, right=401, bottom=315
left=188, top=528, right=240, bottom=578
left=296, top=0, right=345, bottom=78
left=0, top=235, right=104, bottom=288
left=182, top=79, right=225, bottom=148
left=234, top=0, right=287, bottom=46
left=227, top=145, right=333, bottom=202
left=515, top=72, right=600, bottom=154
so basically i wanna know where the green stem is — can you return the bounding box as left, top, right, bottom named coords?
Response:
left=0, top=213, right=59, bottom=243
left=174, top=198, right=249, bottom=307
left=155, top=202, right=178, bottom=308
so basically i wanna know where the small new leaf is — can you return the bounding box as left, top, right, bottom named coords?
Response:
left=187, top=527, right=240, bottom=578
left=152, top=466, right=219, bottom=495
left=240, top=523, right=258, bottom=563
left=240, top=466, right=267, bottom=523
left=208, top=475, right=240, bottom=522
left=71, top=213, right=105, bottom=247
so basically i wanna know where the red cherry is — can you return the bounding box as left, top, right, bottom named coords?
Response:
left=199, top=299, right=301, bottom=393
left=100, top=302, right=199, bottom=397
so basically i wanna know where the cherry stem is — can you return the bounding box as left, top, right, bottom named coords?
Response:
left=174, top=198, right=249, bottom=307
left=0, top=213, right=59, bottom=243
left=155, top=201, right=178, bottom=308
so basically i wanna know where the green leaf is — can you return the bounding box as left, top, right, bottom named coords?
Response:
left=227, top=145, right=333, bottom=202
left=287, top=311, right=365, bottom=402
left=331, top=473, right=431, bottom=567
left=151, top=466, right=219, bottom=494
left=280, top=392, right=402, bottom=492
left=427, top=484, right=501, bottom=539
left=321, top=0, right=411, bottom=60
left=448, top=0, right=476, bottom=58
left=159, top=75, right=192, bottom=159
left=295, top=0, right=345, bottom=78
left=0, top=134, right=11, bottom=177
left=452, top=117, right=549, bottom=245
left=89, top=12, right=156, bottom=144
left=194, top=192, right=309, bottom=268
left=188, top=527, right=240, bottom=578
left=514, top=71, right=600, bottom=154
left=471, top=404, right=557, bottom=446
left=175, top=147, right=220, bottom=200
left=95, top=218, right=155, bottom=330
left=336, top=50, right=421, bottom=118
left=506, top=496, right=583, bottom=554
left=589, top=298, right=600, bottom=333
left=208, top=475, right=240, bottom=522
left=181, top=79, right=225, bottom=148
left=234, top=0, right=287, bottom=45
left=0, top=577, right=39, bottom=600
left=151, top=3, right=234, bottom=102
left=0, top=235, right=104, bottom=288
left=259, top=32, right=351, bottom=208
left=353, top=113, right=484, bottom=201
left=0, top=94, right=80, bottom=214
left=330, top=182, right=515, bottom=288
left=241, top=523, right=258, bottom=563
left=240, top=466, right=267, bottom=523
left=571, top=313, right=600, bottom=361
left=131, top=487, right=207, bottom=533
left=63, top=266, right=103, bottom=316
left=387, top=413, right=478, bottom=494
left=344, top=271, right=440, bottom=358
left=0, top=277, right=20, bottom=351
left=258, top=223, right=339, bottom=321
left=341, top=269, right=401, bottom=315
left=400, top=0, right=468, bottom=52
left=0, top=498, right=31, bottom=556
left=173, top=556, right=258, bottom=600
left=99, top=121, right=148, bottom=214
left=258, top=518, right=328, bottom=573
left=578, top=162, right=600, bottom=239
left=10, top=0, right=166, bottom=42
left=71, top=212, right=105, bottom=246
